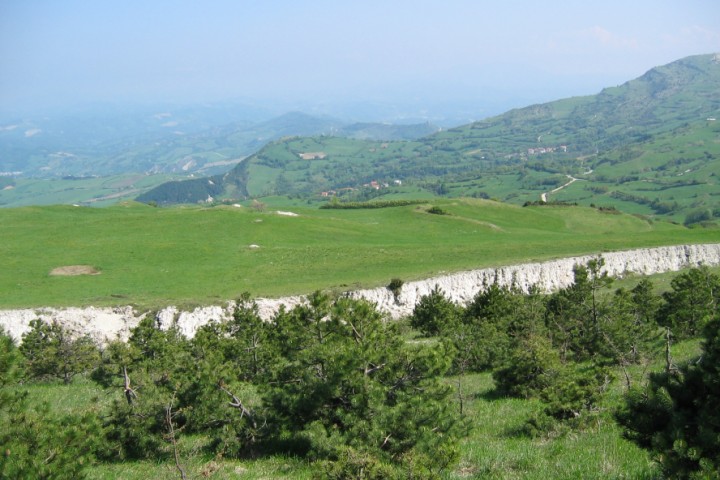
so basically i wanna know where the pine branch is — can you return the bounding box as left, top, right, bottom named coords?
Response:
left=123, top=366, right=138, bottom=405
left=218, top=382, right=258, bottom=430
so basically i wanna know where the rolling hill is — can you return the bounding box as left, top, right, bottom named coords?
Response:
left=139, top=54, right=720, bottom=223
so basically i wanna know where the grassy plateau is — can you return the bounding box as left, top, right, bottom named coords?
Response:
left=2, top=198, right=717, bottom=310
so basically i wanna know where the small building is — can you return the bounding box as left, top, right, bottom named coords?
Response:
left=299, top=152, right=327, bottom=160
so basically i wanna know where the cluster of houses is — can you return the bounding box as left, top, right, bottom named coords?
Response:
left=527, top=145, right=568, bottom=155
left=320, top=179, right=402, bottom=197
left=298, top=152, right=327, bottom=160
left=363, top=179, right=402, bottom=190
left=297, top=150, right=405, bottom=198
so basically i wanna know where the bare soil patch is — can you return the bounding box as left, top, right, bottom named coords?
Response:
left=49, top=265, right=101, bottom=276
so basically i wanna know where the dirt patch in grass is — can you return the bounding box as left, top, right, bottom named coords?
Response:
left=49, top=265, right=101, bottom=276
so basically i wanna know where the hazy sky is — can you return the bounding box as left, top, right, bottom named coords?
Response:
left=1, top=0, right=719, bottom=115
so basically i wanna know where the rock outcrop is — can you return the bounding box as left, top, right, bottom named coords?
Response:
left=1, top=243, right=718, bottom=343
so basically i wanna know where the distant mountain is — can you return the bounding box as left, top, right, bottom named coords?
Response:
left=337, top=122, right=439, bottom=140
left=139, top=54, right=720, bottom=223
left=0, top=107, right=438, bottom=178
left=0, top=102, right=272, bottom=177
left=432, top=53, right=720, bottom=157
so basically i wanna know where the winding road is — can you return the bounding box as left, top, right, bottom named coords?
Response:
left=540, top=175, right=578, bottom=202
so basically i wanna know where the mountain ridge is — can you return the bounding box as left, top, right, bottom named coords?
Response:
left=139, top=54, right=720, bottom=223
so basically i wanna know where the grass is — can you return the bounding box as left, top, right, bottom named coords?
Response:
left=86, top=453, right=314, bottom=480
left=452, top=373, right=658, bottom=480
left=1, top=198, right=718, bottom=310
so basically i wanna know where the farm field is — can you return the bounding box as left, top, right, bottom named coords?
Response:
left=1, top=198, right=717, bottom=310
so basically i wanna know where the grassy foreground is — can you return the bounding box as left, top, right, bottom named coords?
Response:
left=1, top=198, right=718, bottom=309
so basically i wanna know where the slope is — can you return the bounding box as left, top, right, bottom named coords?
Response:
left=138, top=54, right=720, bottom=222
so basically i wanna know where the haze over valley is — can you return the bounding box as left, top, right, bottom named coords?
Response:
left=2, top=2, right=720, bottom=478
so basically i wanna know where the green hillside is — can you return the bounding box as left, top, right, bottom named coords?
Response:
left=1, top=199, right=716, bottom=309
left=139, top=54, right=720, bottom=223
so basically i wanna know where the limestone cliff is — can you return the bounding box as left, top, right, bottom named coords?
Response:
left=1, top=243, right=718, bottom=343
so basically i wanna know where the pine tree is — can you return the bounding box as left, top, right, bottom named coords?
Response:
left=262, top=295, right=465, bottom=476
left=410, top=285, right=461, bottom=337
left=657, top=266, right=719, bottom=340
left=0, top=329, right=103, bottom=478
left=19, top=319, right=99, bottom=384
left=618, top=313, right=720, bottom=477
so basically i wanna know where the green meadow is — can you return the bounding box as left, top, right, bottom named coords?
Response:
left=2, top=198, right=717, bottom=309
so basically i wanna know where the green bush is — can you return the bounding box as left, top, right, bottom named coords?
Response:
left=426, top=206, right=448, bottom=215
left=492, top=334, right=563, bottom=399
left=0, top=329, right=103, bottom=478
left=410, top=285, right=461, bottom=336
left=262, top=295, right=465, bottom=474
left=387, top=278, right=404, bottom=300
left=20, top=319, right=100, bottom=384
left=657, top=266, right=720, bottom=340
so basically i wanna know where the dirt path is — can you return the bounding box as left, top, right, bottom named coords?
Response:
left=541, top=175, right=578, bottom=202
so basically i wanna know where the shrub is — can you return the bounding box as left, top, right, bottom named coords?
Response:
left=20, top=319, right=100, bottom=384
left=427, top=206, right=448, bottom=215
left=492, top=334, right=563, bottom=398
left=410, top=285, right=460, bottom=336
left=0, top=329, right=103, bottom=478
left=387, top=278, right=404, bottom=300
left=262, top=296, right=465, bottom=474
left=657, top=266, right=720, bottom=340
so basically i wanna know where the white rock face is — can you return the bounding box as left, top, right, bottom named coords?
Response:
left=0, top=306, right=143, bottom=345
left=1, top=244, right=718, bottom=343
left=349, top=243, right=720, bottom=319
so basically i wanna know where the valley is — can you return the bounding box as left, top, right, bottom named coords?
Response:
left=1, top=55, right=718, bottom=226
left=136, top=54, right=720, bottom=224
left=13, top=45, right=720, bottom=480
left=3, top=2, right=720, bottom=477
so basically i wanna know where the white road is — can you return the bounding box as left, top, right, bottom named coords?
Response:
left=541, top=174, right=579, bottom=202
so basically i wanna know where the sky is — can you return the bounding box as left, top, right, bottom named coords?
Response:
left=1, top=0, right=719, bottom=119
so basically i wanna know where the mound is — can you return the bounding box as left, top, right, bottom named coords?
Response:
left=49, top=265, right=100, bottom=276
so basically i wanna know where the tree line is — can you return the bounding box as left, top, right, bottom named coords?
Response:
left=1, top=263, right=719, bottom=478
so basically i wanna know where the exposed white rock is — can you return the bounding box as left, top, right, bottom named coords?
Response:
left=1, top=244, right=718, bottom=343
left=0, top=305, right=143, bottom=345
left=157, top=304, right=231, bottom=337
left=348, top=243, right=720, bottom=319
